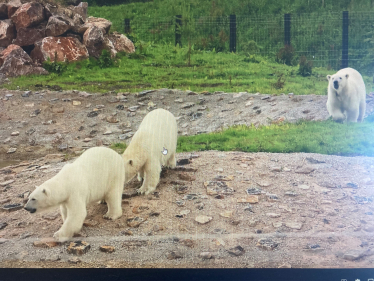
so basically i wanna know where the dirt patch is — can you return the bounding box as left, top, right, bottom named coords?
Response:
left=0, top=151, right=373, bottom=268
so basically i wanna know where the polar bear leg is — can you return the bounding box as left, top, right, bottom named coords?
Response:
left=346, top=108, right=360, bottom=123
left=53, top=202, right=87, bottom=242
left=358, top=99, right=366, bottom=122
left=166, top=153, right=177, bottom=169
left=60, top=205, right=67, bottom=222
left=138, top=161, right=162, bottom=195
left=330, top=108, right=346, bottom=123
left=103, top=188, right=123, bottom=220
left=137, top=169, right=144, bottom=182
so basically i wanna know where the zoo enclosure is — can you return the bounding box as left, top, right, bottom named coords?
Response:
left=124, top=11, right=374, bottom=75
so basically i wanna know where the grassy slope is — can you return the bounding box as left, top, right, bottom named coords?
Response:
left=7, top=44, right=374, bottom=94
left=177, top=116, right=374, bottom=157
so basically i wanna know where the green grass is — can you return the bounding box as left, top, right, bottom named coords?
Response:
left=110, top=142, right=127, bottom=154
left=88, top=0, right=374, bottom=33
left=176, top=116, right=374, bottom=157
left=6, top=44, right=373, bottom=94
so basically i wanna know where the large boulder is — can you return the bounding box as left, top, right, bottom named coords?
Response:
left=0, top=20, right=16, bottom=47
left=72, top=2, right=87, bottom=21
left=11, top=2, right=45, bottom=30
left=103, top=36, right=116, bottom=58
left=12, top=21, right=46, bottom=46
left=83, top=25, right=104, bottom=58
left=0, top=44, right=48, bottom=77
left=0, top=4, right=8, bottom=20
left=44, top=3, right=58, bottom=19
left=65, top=32, right=82, bottom=43
left=77, top=16, right=111, bottom=35
left=31, top=36, right=89, bottom=64
left=7, top=0, right=22, bottom=19
left=46, top=15, right=73, bottom=37
left=108, top=32, right=135, bottom=54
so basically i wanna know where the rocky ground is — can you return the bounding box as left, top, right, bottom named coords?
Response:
left=2, top=87, right=374, bottom=161
left=0, top=88, right=374, bottom=268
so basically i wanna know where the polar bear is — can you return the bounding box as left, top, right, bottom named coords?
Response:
left=326, top=67, right=366, bottom=123
left=24, top=147, right=125, bottom=242
left=122, top=108, right=178, bottom=195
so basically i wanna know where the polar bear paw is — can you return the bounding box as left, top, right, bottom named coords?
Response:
left=53, top=230, right=70, bottom=242
left=103, top=212, right=122, bottom=220
left=137, top=186, right=146, bottom=194
left=144, top=187, right=156, bottom=196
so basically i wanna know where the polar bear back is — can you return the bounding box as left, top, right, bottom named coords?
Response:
left=63, top=147, right=125, bottom=203
left=132, top=108, right=178, bottom=160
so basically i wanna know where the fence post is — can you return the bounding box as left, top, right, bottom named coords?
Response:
left=284, top=13, right=291, bottom=46
left=341, top=11, right=349, bottom=69
left=124, top=18, right=131, bottom=34
left=229, top=14, right=236, bottom=53
left=175, top=15, right=182, bottom=47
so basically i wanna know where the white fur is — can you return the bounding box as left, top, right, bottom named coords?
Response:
left=326, top=67, right=366, bottom=123
left=122, top=108, right=178, bottom=195
left=24, top=147, right=125, bottom=242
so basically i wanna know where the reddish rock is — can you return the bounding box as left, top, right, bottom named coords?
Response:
left=31, top=37, right=89, bottom=64
left=72, top=2, right=88, bottom=21
left=0, top=44, right=48, bottom=77
left=33, top=238, right=61, bottom=248
left=12, top=22, right=46, bottom=47
left=83, top=25, right=104, bottom=58
left=46, top=15, right=73, bottom=37
left=78, top=16, right=111, bottom=35
left=67, top=241, right=90, bottom=255
left=108, top=32, right=135, bottom=54
left=11, top=2, right=45, bottom=30
left=0, top=4, right=8, bottom=20
left=99, top=245, right=115, bottom=253
left=0, top=20, right=16, bottom=47
left=7, top=0, right=22, bottom=19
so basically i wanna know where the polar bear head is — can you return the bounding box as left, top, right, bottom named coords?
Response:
left=24, top=185, right=53, bottom=214
left=123, top=158, right=138, bottom=182
left=327, top=73, right=349, bottom=92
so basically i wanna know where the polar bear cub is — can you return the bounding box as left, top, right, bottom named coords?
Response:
left=326, top=67, right=366, bottom=123
left=24, top=147, right=125, bottom=242
left=122, top=108, right=178, bottom=195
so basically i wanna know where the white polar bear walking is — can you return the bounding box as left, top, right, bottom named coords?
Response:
left=24, top=147, right=125, bottom=242
left=122, top=108, right=178, bottom=195
left=326, top=67, right=366, bottom=123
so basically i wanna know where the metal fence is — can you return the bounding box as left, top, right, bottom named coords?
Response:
left=125, top=11, right=374, bottom=75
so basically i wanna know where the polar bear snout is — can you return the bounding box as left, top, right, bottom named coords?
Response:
left=333, top=80, right=339, bottom=90
left=24, top=206, right=36, bottom=213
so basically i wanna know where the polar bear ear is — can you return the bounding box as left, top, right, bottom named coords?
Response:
left=129, top=160, right=133, bottom=166
left=326, top=75, right=331, bottom=81
left=42, top=188, right=49, bottom=196
left=345, top=74, right=349, bottom=79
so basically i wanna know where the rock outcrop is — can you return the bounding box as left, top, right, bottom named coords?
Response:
left=31, top=36, right=89, bottom=64
left=0, top=1, right=135, bottom=78
left=0, top=44, right=48, bottom=77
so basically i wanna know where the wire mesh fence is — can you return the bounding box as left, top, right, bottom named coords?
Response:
left=127, top=11, right=374, bottom=75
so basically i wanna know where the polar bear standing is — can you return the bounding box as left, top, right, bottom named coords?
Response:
left=326, top=67, right=366, bottom=123
left=24, top=147, right=125, bottom=242
left=122, top=108, right=178, bottom=195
